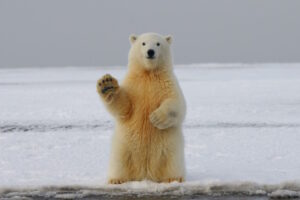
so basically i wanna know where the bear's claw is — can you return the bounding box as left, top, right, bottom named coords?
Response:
left=101, top=86, right=114, bottom=94
left=108, top=178, right=126, bottom=184
left=164, top=177, right=184, bottom=183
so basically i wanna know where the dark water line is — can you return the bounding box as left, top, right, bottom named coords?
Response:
left=1, top=122, right=300, bottom=133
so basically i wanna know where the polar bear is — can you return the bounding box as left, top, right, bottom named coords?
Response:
left=97, top=33, right=186, bottom=184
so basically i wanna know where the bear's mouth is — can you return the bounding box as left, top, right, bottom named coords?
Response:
left=146, top=56, right=155, bottom=60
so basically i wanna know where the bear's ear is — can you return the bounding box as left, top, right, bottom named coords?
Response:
left=129, top=34, right=138, bottom=44
left=165, top=35, right=173, bottom=44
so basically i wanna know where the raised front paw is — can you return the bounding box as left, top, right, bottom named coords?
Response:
left=97, top=74, right=119, bottom=101
left=149, top=109, right=177, bottom=130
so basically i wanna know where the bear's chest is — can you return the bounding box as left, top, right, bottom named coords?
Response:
left=130, top=79, right=169, bottom=114
left=123, top=74, right=173, bottom=134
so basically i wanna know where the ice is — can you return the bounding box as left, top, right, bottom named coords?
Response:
left=0, top=64, right=300, bottom=197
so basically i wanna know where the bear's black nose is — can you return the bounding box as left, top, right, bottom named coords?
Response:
left=147, top=49, right=155, bottom=58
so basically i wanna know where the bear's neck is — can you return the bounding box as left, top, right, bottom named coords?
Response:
left=128, top=65, right=172, bottom=80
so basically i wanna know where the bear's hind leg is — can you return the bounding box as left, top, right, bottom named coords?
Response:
left=107, top=134, right=134, bottom=184
left=108, top=137, right=140, bottom=184
left=158, top=156, right=185, bottom=183
left=152, top=133, right=185, bottom=183
left=108, top=151, right=133, bottom=184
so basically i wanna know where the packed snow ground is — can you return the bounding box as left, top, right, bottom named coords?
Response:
left=0, top=64, right=300, bottom=198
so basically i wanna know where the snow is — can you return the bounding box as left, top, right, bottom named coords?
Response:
left=0, top=64, right=300, bottom=197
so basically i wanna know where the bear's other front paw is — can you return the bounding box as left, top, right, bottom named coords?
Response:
left=97, top=74, right=119, bottom=101
left=150, top=109, right=176, bottom=130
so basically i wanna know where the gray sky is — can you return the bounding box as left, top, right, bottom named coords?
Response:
left=1, top=0, right=300, bottom=68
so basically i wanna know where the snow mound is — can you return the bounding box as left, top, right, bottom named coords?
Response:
left=269, top=190, right=300, bottom=199
left=1, top=181, right=300, bottom=199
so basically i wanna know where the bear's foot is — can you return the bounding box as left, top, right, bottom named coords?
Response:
left=108, top=178, right=127, bottom=184
left=163, top=177, right=184, bottom=183
left=97, top=74, right=119, bottom=102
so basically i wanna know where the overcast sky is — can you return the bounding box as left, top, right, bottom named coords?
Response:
left=0, top=0, right=300, bottom=68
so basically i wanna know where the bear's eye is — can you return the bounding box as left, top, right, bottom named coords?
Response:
left=142, top=42, right=146, bottom=46
left=157, top=42, right=160, bottom=46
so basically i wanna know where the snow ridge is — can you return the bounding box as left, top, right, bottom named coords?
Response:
left=1, top=181, right=300, bottom=199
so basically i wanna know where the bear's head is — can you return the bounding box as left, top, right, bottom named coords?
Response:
left=128, top=33, right=173, bottom=71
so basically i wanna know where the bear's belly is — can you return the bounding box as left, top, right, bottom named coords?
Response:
left=126, top=100, right=162, bottom=138
left=127, top=81, right=170, bottom=132
left=119, top=110, right=175, bottom=179
left=117, top=80, right=179, bottom=179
